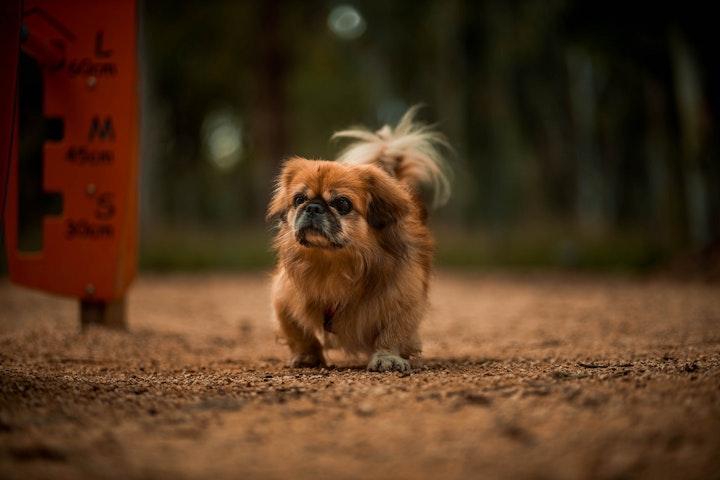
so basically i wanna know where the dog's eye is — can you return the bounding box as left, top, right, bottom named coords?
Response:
left=293, top=193, right=307, bottom=208
left=332, top=196, right=353, bottom=215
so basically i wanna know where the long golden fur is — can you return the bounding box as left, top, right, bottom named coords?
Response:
left=267, top=107, right=451, bottom=372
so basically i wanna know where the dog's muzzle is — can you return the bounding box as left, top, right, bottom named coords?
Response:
left=295, top=201, right=344, bottom=248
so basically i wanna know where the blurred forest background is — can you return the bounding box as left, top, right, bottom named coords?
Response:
left=6, top=0, right=720, bottom=273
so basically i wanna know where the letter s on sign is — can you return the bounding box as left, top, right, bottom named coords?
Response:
left=95, top=193, right=116, bottom=220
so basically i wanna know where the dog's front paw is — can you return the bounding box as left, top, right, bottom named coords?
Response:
left=367, top=352, right=411, bottom=372
left=289, top=353, right=326, bottom=368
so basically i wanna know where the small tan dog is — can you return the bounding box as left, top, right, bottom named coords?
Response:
left=267, top=107, right=451, bottom=372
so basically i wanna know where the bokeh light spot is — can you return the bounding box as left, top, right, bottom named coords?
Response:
left=202, top=108, right=243, bottom=171
left=328, top=5, right=366, bottom=40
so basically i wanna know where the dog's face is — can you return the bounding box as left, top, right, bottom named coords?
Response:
left=267, top=158, right=411, bottom=252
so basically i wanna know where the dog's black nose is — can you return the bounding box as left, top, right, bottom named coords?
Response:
left=305, top=202, right=326, bottom=216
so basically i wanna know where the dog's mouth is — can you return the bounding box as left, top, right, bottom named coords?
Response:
left=296, top=226, right=345, bottom=249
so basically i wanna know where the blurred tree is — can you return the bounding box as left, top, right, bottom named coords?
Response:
left=130, top=0, right=720, bottom=269
left=559, top=1, right=719, bottom=248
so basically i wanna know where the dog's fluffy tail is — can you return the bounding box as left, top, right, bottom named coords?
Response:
left=332, top=106, right=452, bottom=209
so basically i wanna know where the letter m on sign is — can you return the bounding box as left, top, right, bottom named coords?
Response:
left=89, top=116, right=115, bottom=141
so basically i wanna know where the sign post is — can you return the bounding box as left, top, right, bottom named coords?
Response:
left=4, top=0, right=139, bottom=328
left=0, top=0, right=23, bottom=241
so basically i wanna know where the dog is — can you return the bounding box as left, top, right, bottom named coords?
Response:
left=266, top=106, right=451, bottom=372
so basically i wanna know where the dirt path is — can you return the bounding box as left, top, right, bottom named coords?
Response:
left=1, top=271, right=719, bottom=479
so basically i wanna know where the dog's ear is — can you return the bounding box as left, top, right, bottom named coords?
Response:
left=266, top=157, right=308, bottom=224
left=363, top=168, right=411, bottom=230
left=266, top=199, right=287, bottom=225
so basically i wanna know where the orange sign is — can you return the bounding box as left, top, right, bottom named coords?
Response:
left=4, top=0, right=139, bottom=302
